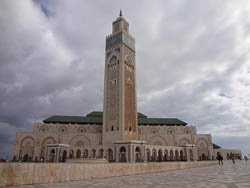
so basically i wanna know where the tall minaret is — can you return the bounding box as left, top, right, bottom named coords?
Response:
left=103, top=11, right=138, bottom=145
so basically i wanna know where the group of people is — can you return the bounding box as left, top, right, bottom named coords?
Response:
left=217, top=152, right=249, bottom=165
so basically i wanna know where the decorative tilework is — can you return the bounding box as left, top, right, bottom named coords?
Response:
left=107, top=51, right=111, bottom=58
left=115, top=48, right=120, bottom=53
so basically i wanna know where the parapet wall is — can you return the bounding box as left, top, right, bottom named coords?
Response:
left=0, top=161, right=217, bottom=187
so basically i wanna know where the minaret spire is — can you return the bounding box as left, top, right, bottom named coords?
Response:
left=119, top=9, right=122, bottom=17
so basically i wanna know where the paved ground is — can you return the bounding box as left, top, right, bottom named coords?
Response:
left=7, top=161, right=250, bottom=188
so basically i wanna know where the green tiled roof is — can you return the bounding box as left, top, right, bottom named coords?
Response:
left=213, top=143, right=221, bottom=149
left=43, top=111, right=187, bottom=126
left=86, top=111, right=103, bottom=117
left=43, top=115, right=103, bottom=125
left=138, top=118, right=186, bottom=126
left=137, top=112, right=147, bottom=118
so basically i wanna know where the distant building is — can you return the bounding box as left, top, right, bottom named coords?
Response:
left=13, top=12, right=234, bottom=163
left=213, top=144, right=242, bottom=160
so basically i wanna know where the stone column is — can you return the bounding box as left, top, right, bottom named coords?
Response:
left=128, top=144, right=131, bottom=162
left=144, top=149, right=147, bottom=162
left=56, top=147, right=61, bottom=162
left=57, top=148, right=61, bottom=162
left=115, top=145, right=119, bottom=162
left=193, top=147, right=198, bottom=161
left=142, top=146, right=145, bottom=162
left=186, top=148, right=190, bottom=161
left=45, top=148, right=48, bottom=162
left=131, top=145, right=134, bottom=162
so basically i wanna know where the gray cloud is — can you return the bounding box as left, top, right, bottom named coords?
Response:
left=0, top=0, right=250, bottom=157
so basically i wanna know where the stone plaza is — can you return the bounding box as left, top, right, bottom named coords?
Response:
left=5, top=161, right=250, bottom=188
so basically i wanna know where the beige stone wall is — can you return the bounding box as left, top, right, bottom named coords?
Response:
left=0, top=161, right=217, bottom=187
left=13, top=123, right=214, bottom=162
left=138, top=125, right=214, bottom=160
left=13, top=123, right=103, bottom=161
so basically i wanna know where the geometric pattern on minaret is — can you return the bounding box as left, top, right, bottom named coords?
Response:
left=103, top=11, right=138, bottom=145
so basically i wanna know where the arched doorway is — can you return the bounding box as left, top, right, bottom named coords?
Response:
left=23, top=154, right=29, bottom=162
left=152, top=149, right=157, bottom=162
left=76, top=150, right=81, bottom=158
left=92, top=149, right=96, bottom=158
left=180, top=150, right=184, bottom=161
left=20, top=137, right=35, bottom=162
left=135, top=147, right=141, bottom=162
left=158, top=150, right=163, bottom=162
left=202, top=153, right=206, bottom=160
left=164, top=150, right=168, bottom=161
left=107, top=148, right=113, bottom=162
left=146, top=149, right=150, bottom=162
left=175, top=150, right=179, bottom=161
left=50, top=149, right=55, bottom=162
left=119, top=147, right=126, bottom=162
left=41, top=137, right=56, bottom=159
left=62, top=150, right=67, bottom=162
left=69, top=150, right=74, bottom=158
left=170, top=150, right=174, bottom=161
left=83, top=149, right=88, bottom=158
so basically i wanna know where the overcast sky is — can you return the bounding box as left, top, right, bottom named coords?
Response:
left=0, top=0, right=250, bottom=159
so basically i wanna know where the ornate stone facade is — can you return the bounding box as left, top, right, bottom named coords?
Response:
left=13, top=12, right=219, bottom=163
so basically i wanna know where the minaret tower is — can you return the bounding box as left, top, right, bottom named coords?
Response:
left=103, top=11, right=138, bottom=145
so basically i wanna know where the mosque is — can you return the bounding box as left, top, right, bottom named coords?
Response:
left=14, top=12, right=237, bottom=163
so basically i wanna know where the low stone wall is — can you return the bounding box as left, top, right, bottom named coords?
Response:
left=0, top=161, right=217, bottom=187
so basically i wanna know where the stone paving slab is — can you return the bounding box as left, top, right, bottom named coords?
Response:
left=6, top=161, right=250, bottom=188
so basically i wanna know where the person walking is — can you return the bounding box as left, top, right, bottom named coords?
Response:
left=244, top=156, right=248, bottom=162
left=230, top=152, right=235, bottom=164
left=217, top=153, right=223, bottom=165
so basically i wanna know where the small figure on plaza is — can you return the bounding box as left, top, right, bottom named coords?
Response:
left=244, top=156, right=248, bottom=162
left=217, top=153, right=223, bottom=165
left=230, top=152, right=235, bottom=164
